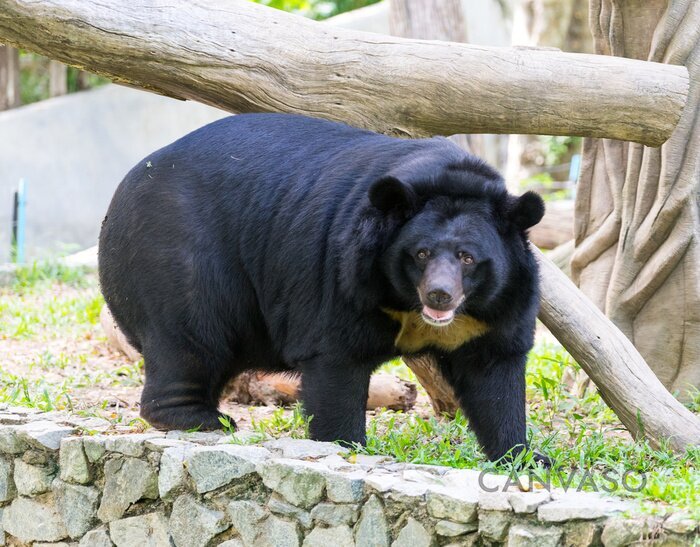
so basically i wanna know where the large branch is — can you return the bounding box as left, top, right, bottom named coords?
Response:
left=0, top=0, right=689, bottom=146
left=534, top=247, right=700, bottom=452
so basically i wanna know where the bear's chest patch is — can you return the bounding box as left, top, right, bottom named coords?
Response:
left=382, top=309, right=490, bottom=353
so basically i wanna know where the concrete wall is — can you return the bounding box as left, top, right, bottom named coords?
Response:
left=0, top=84, right=228, bottom=261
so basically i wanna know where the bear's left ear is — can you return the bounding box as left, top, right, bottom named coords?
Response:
left=368, top=176, right=418, bottom=216
left=508, top=191, right=545, bottom=230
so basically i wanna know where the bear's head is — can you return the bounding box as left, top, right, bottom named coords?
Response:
left=343, top=155, right=544, bottom=326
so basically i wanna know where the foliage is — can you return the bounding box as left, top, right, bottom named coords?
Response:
left=251, top=0, right=380, bottom=20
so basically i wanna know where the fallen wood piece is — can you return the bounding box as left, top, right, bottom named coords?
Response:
left=225, top=371, right=417, bottom=411
left=101, top=308, right=417, bottom=411
left=100, top=306, right=140, bottom=362
left=0, top=0, right=688, bottom=146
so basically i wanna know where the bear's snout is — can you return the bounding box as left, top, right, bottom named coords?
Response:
left=419, top=256, right=464, bottom=312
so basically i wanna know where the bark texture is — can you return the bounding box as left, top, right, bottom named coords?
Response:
left=48, top=60, right=67, bottom=97
left=572, top=0, right=700, bottom=398
left=0, top=0, right=688, bottom=146
left=0, top=44, right=20, bottom=110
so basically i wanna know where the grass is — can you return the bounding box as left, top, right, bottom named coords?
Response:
left=2, top=261, right=699, bottom=517
left=0, top=262, right=143, bottom=415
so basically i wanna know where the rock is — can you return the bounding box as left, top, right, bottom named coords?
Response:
left=109, top=512, right=171, bottom=547
left=351, top=454, right=393, bottom=467
left=562, top=521, right=601, bottom=547
left=442, top=534, right=479, bottom=547
left=97, top=457, right=158, bottom=522
left=186, top=445, right=271, bottom=493
left=78, top=526, right=113, bottom=547
left=435, top=520, right=477, bottom=537
left=0, top=458, right=16, bottom=502
left=14, top=459, right=56, bottom=495
left=601, top=517, right=656, bottom=547
left=258, top=459, right=326, bottom=509
left=145, top=438, right=193, bottom=451
left=258, top=515, right=301, bottom=547
left=16, top=421, right=75, bottom=451
left=310, top=503, right=359, bottom=526
left=355, top=495, right=390, bottom=547
left=158, top=445, right=194, bottom=500
left=227, top=500, right=267, bottom=545
left=326, top=470, right=367, bottom=503
left=508, top=490, right=551, bottom=513
left=169, top=494, right=229, bottom=547
left=478, top=510, right=511, bottom=542
left=478, top=490, right=512, bottom=511
left=303, top=525, right=355, bottom=547
left=59, top=438, right=91, bottom=484
left=392, top=517, right=432, bottom=547
left=2, top=494, right=68, bottom=543
left=263, top=438, right=348, bottom=459
left=268, top=493, right=313, bottom=529
left=166, top=430, right=226, bottom=445
left=82, top=437, right=106, bottom=463
left=538, top=492, right=628, bottom=523
left=663, top=512, right=698, bottom=535
left=54, top=479, right=100, bottom=539
left=104, top=434, right=163, bottom=457
left=227, top=500, right=300, bottom=547
left=0, top=427, right=27, bottom=454
left=508, top=524, right=563, bottom=547
left=426, top=488, right=478, bottom=524
left=218, top=540, right=244, bottom=547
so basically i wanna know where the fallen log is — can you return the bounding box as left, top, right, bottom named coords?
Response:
left=0, top=0, right=688, bottom=146
left=101, top=307, right=417, bottom=412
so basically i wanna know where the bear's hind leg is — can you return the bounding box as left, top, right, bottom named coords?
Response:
left=139, top=339, right=234, bottom=431
left=300, top=359, right=372, bottom=446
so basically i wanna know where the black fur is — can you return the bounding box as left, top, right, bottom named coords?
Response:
left=98, top=113, right=545, bottom=462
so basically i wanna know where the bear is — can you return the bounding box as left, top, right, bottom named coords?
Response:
left=98, top=113, right=546, bottom=463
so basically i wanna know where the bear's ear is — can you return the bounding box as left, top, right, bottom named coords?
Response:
left=368, top=176, right=418, bottom=215
left=508, top=191, right=545, bottom=230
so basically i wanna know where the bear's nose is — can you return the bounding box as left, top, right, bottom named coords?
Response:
left=427, top=289, right=453, bottom=307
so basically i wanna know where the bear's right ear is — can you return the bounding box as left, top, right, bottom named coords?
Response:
left=368, top=176, right=418, bottom=216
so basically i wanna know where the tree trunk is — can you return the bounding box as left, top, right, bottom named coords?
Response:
left=0, top=0, right=687, bottom=146
left=2, top=0, right=698, bottom=451
left=572, top=0, right=700, bottom=399
left=0, top=44, right=20, bottom=110
left=505, top=0, right=592, bottom=189
left=48, top=60, right=67, bottom=97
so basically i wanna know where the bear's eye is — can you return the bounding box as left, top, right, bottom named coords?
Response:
left=459, top=252, right=474, bottom=265
left=416, top=249, right=430, bottom=262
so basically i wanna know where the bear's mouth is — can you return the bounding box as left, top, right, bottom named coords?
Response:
left=419, top=295, right=466, bottom=327
left=421, top=306, right=455, bottom=327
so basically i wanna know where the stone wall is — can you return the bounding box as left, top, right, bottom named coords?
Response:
left=0, top=407, right=696, bottom=546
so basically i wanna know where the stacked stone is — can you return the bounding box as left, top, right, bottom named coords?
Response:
left=0, top=407, right=696, bottom=546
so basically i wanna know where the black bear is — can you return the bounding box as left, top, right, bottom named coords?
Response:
left=99, top=113, right=545, bottom=463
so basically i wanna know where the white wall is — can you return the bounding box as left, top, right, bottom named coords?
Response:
left=0, top=85, right=228, bottom=261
